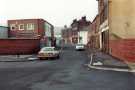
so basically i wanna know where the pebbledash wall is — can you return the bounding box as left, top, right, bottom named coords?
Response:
left=109, top=0, right=135, bottom=62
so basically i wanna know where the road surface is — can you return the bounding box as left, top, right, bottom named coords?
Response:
left=0, top=45, right=135, bottom=90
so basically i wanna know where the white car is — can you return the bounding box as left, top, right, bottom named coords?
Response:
left=38, top=47, right=60, bottom=60
left=75, top=44, right=85, bottom=50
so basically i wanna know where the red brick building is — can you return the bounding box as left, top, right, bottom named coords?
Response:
left=70, top=19, right=79, bottom=44
left=8, top=19, right=53, bottom=38
left=8, top=19, right=54, bottom=46
left=70, top=16, right=91, bottom=44
left=61, top=26, right=72, bottom=44
left=88, top=14, right=100, bottom=49
left=0, top=19, right=54, bottom=54
left=96, top=0, right=135, bottom=62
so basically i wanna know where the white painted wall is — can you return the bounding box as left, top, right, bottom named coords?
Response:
left=78, top=31, right=88, bottom=45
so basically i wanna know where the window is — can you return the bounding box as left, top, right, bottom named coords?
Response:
left=44, top=23, right=51, bottom=37
left=19, top=24, right=24, bottom=30
left=10, top=24, right=16, bottom=30
left=27, top=23, right=34, bottom=30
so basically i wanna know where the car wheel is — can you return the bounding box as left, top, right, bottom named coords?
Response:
left=39, top=57, right=46, bottom=60
left=39, top=57, right=43, bottom=60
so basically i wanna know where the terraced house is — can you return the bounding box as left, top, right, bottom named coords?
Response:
left=70, top=16, right=91, bottom=44
left=96, top=0, right=135, bottom=62
left=88, top=14, right=100, bottom=49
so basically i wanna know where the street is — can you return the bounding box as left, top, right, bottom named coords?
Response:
left=0, top=45, right=135, bottom=90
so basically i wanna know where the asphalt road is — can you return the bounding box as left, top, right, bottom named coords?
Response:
left=0, top=45, right=135, bottom=90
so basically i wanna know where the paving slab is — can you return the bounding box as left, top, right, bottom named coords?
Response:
left=87, top=49, right=130, bottom=69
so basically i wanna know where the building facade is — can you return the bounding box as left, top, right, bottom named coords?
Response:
left=0, top=19, right=54, bottom=55
left=88, top=14, right=100, bottom=49
left=96, top=0, right=135, bottom=62
left=8, top=19, right=54, bottom=47
left=108, top=0, right=135, bottom=62
left=62, top=26, right=72, bottom=44
left=71, top=16, right=91, bottom=44
left=8, top=19, right=44, bottom=38
left=98, top=0, right=109, bottom=53
left=71, top=19, right=79, bottom=44
left=78, top=26, right=90, bottom=45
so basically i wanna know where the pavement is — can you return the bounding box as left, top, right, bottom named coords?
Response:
left=126, top=62, right=135, bottom=70
left=0, top=46, right=63, bottom=62
left=0, top=55, right=38, bottom=62
left=87, top=49, right=130, bottom=70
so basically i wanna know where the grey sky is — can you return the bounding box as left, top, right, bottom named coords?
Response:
left=0, top=0, right=98, bottom=27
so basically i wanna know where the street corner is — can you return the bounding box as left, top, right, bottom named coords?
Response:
left=90, top=60, right=132, bottom=72
left=86, top=53, right=134, bottom=72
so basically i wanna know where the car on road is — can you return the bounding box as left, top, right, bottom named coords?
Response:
left=75, top=44, right=85, bottom=51
left=38, top=47, right=60, bottom=60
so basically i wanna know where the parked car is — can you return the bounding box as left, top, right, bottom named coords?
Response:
left=38, top=47, right=60, bottom=60
left=75, top=44, right=85, bottom=51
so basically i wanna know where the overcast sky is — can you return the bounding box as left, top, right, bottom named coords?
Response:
left=0, top=0, right=98, bottom=27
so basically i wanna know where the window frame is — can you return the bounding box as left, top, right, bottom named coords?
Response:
left=27, top=23, right=35, bottom=30
left=19, top=24, right=25, bottom=30
left=10, top=24, right=16, bottom=30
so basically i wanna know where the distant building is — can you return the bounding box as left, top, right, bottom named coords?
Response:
left=62, top=17, right=91, bottom=45
left=71, top=19, right=79, bottom=44
left=88, top=14, right=100, bottom=49
left=0, top=26, right=8, bottom=39
left=71, top=16, right=91, bottom=44
left=78, top=30, right=89, bottom=45
left=54, top=27, right=62, bottom=47
left=62, top=26, right=72, bottom=44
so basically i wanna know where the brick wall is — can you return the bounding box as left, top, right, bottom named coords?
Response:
left=8, top=19, right=45, bottom=38
left=0, top=39, right=40, bottom=55
left=109, top=39, right=135, bottom=62
left=37, top=19, right=45, bottom=37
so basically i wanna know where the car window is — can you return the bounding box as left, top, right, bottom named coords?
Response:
left=55, top=47, right=60, bottom=50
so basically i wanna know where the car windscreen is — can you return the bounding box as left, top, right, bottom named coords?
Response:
left=77, top=44, right=84, bottom=46
left=42, top=48, right=54, bottom=51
